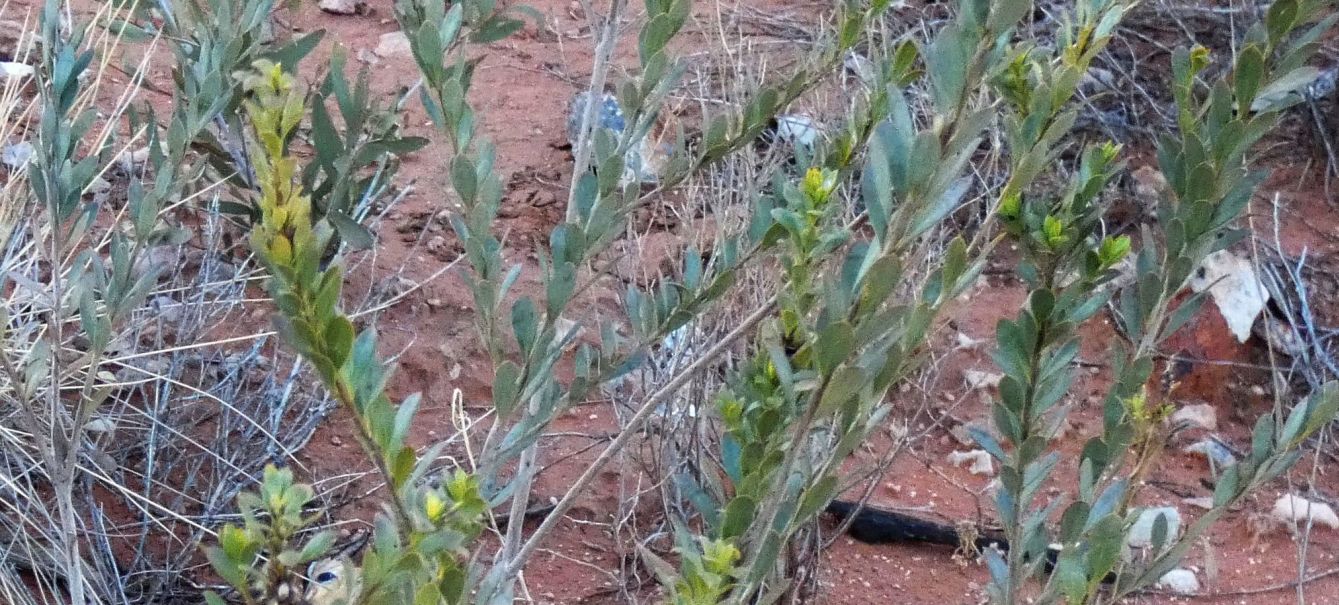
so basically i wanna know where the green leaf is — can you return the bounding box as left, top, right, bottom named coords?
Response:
left=1234, top=45, right=1266, bottom=114
left=1087, top=480, right=1126, bottom=530
left=745, top=531, right=785, bottom=584
left=104, top=18, right=155, bottom=41
left=909, top=177, right=971, bottom=238
left=861, top=141, right=893, bottom=238
left=492, top=361, right=522, bottom=416
left=1279, top=384, right=1318, bottom=447
left=1150, top=511, right=1170, bottom=552
left=881, top=91, right=914, bottom=192
left=1297, top=381, right=1339, bottom=444
left=639, top=14, right=678, bottom=65
left=992, top=402, right=1022, bottom=446
left=471, top=16, right=525, bottom=43
left=1265, top=0, right=1300, bottom=43
left=327, top=210, right=375, bottom=250
left=988, top=0, right=1032, bottom=31
left=796, top=475, right=839, bottom=523
left=324, top=316, right=355, bottom=370
left=814, top=321, right=855, bottom=373
left=298, top=530, right=336, bottom=563
left=984, top=547, right=1009, bottom=589
left=721, top=496, right=756, bottom=538
left=391, top=445, right=416, bottom=489
left=393, top=393, right=422, bottom=448
left=1251, top=66, right=1321, bottom=112
left=1051, top=550, right=1087, bottom=604
left=926, top=22, right=969, bottom=114
left=818, top=366, right=866, bottom=415
left=970, top=426, right=1007, bottom=462
left=1059, top=501, right=1090, bottom=543
left=1251, top=412, right=1276, bottom=462
left=1162, top=291, right=1208, bottom=338
left=1086, top=515, right=1124, bottom=589
left=857, top=256, right=902, bottom=315
left=636, top=543, right=680, bottom=588
left=452, top=156, right=478, bottom=203
left=511, top=296, right=538, bottom=354
left=891, top=40, right=920, bottom=85
left=1213, top=464, right=1240, bottom=506
left=218, top=523, right=253, bottom=561
left=440, top=3, right=465, bottom=47
left=261, top=30, right=327, bottom=72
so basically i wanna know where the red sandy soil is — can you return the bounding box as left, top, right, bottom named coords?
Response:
left=286, top=2, right=1339, bottom=602
left=22, top=0, right=1339, bottom=602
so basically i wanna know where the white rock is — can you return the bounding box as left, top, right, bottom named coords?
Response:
left=318, top=0, right=365, bottom=14
left=84, top=417, right=117, bottom=433
left=149, top=295, right=184, bottom=325
left=132, top=244, right=179, bottom=281
left=0, top=61, right=32, bottom=79
left=954, top=331, right=982, bottom=350
left=374, top=32, right=412, bottom=59
left=947, top=449, right=995, bottom=476
left=1157, top=569, right=1200, bottom=595
left=2, top=140, right=32, bottom=169
left=88, top=176, right=111, bottom=196
left=774, top=115, right=819, bottom=148
left=1170, top=403, right=1218, bottom=431
left=1182, top=496, right=1214, bottom=510
left=116, top=145, right=159, bottom=173
left=1128, top=507, right=1181, bottom=549
left=1271, top=494, right=1339, bottom=529
left=963, top=369, right=1003, bottom=390
left=1189, top=250, right=1269, bottom=343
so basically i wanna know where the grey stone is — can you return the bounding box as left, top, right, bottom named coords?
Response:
left=1156, top=569, right=1200, bottom=595
left=2, top=140, right=32, bottom=169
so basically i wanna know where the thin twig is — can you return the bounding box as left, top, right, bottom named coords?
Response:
left=501, top=295, right=778, bottom=577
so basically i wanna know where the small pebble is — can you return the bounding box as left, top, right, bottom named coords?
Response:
left=1157, top=568, right=1200, bottom=595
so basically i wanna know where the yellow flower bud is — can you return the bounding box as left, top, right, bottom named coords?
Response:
left=801, top=167, right=838, bottom=206
left=425, top=491, right=447, bottom=523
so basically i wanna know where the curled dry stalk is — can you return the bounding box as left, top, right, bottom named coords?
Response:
left=979, top=1, right=1339, bottom=604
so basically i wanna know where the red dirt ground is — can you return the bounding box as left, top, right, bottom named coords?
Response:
left=27, top=0, right=1339, bottom=602
left=265, top=1, right=1339, bottom=603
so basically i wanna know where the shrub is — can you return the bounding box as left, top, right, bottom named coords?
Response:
left=1, top=0, right=1335, bottom=603
left=214, top=0, right=1339, bottom=602
left=982, top=1, right=1339, bottom=602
